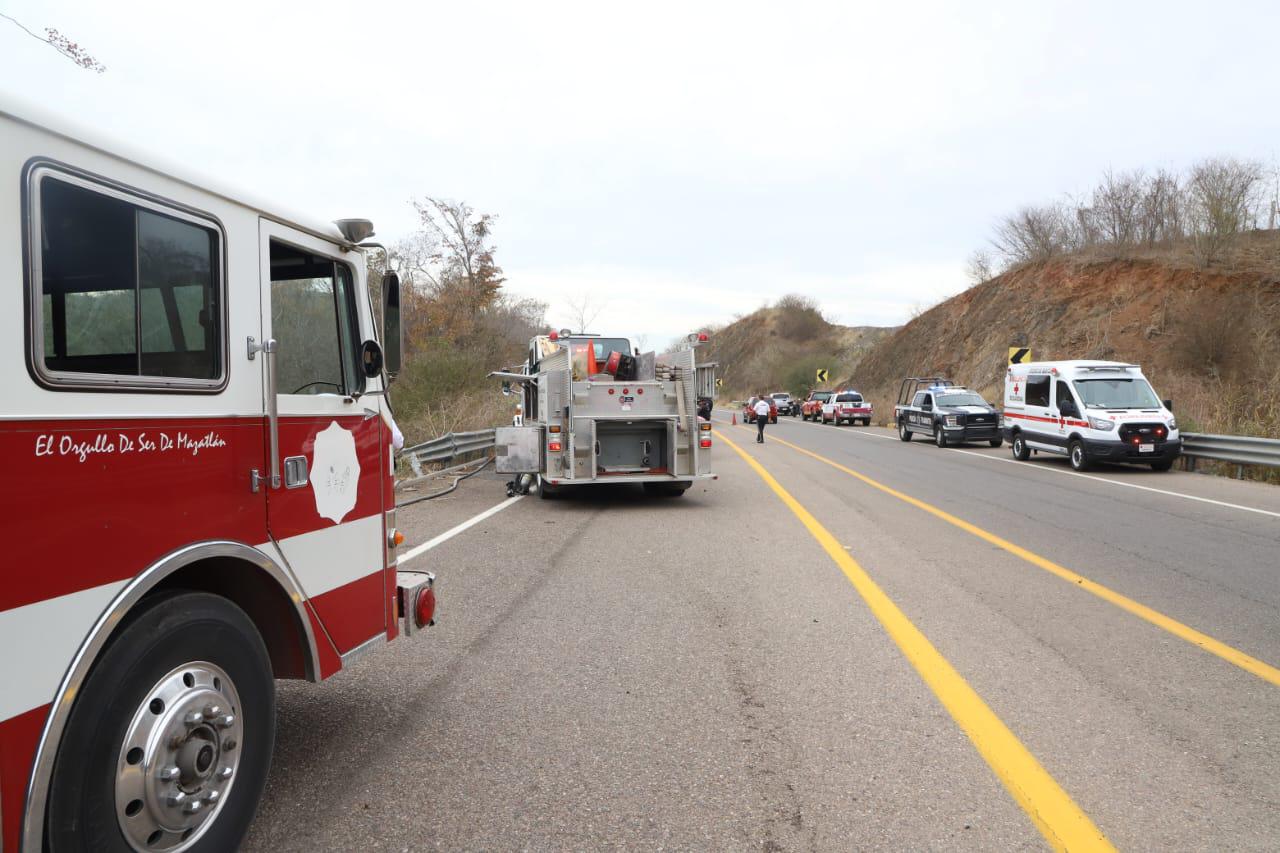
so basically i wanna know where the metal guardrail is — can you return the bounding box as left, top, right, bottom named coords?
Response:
left=401, top=428, right=496, bottom=477
left=1181, top=432, right=1280, bottom=470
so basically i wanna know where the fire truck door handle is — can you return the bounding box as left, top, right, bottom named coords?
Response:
left=264, top=338, right=281, bottom=489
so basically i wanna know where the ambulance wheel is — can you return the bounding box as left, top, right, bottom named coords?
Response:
left=934, top=426, right=947, bottom=448
left=45, top=592, right=274, bottom=853
left=1069, top=440, right=1091, bottom=471
left=1151, top=459, right=1174, bottom=472
left=989, top=437, right=1003, bottom=448
left=1011, top=433, right=1030, bottom=460
left=898, top=420, right=912, bottom=442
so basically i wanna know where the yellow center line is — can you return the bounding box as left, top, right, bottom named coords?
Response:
left=750, top=424, right=1280, bottom=688
left=715, top=428, right=1114, bottom=852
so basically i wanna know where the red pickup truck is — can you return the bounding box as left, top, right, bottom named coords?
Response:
left=801, top=390, right=833, bottom=421
left=743, top=396, right=778, bottom=424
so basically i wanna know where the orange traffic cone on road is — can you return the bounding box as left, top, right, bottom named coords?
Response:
left=731, top=412, right=737, bottom=425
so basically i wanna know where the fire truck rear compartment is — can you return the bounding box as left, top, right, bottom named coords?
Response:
left=594, top=421, right=669, bottom=474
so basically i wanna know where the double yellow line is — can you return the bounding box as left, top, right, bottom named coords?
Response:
left=716, top=429, right=1114, bottom=851
left=758, top=429, right=1280, bottom=689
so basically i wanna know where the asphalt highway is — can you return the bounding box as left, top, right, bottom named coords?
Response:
left=242, top=412, right=1280, bottom=851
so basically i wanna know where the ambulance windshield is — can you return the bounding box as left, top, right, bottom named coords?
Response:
left=1074, top=378, right=1161, bottom=409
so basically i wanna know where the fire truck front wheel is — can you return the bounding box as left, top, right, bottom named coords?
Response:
left=45, top=591, right=275, bottom=853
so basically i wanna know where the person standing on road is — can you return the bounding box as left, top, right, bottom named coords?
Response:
left=753, top=396, right=771, bottom=443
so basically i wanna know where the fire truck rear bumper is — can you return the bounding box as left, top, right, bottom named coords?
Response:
left=544, top=473, right=716, bottom=486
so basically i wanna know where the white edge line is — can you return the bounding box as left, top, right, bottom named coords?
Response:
left=400, top=495, right=523, bottom=564
left=945, top=446, right=1280, bottom=520
left=719, top=411, right=1280, bottom=519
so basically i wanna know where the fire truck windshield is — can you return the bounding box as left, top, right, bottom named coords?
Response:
left=569, top=337, right=632, bottom=380
left=575, top=338, right=631, bottom=360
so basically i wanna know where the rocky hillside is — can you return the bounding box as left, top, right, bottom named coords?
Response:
left=700, top=296, right=895, bottom=398
left=846, top=255, right=1280, bottom=438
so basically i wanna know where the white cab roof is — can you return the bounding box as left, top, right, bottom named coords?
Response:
left=1, top=92, right=353, bottom=246
left=1010, top=360, right=1141, bottom=374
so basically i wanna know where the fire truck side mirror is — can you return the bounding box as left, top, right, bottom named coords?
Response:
left=382, top=270, right=402, bottom=378
left=360, top=339, right=385, bottom=379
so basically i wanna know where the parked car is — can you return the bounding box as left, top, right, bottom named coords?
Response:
left=770, top=391, right=799, bottom=416
left=801, top=390, right=833, bottom=420
left=821, top=390, right=874, bottom=425
left=896, top=382, right=1001, bottom=447
left=743, top=396, right=778, bottom=424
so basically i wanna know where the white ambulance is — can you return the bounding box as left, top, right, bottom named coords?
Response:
left=1002, top=360, right=1181, bottom=472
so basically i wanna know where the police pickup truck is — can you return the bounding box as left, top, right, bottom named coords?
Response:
left=894, top=377, right=1002, bottom=448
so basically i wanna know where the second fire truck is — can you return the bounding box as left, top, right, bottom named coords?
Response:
left=492, top=331, right=716, bottom=497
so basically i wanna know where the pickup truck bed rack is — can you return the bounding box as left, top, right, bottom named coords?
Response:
left=896, top=377, right=956, bottom=407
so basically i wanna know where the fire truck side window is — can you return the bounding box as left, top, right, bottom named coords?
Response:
left=269, top=242, right=361, bottom=395
left=35, top=175, right=221, bottom=384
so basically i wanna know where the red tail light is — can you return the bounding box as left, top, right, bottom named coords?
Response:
left=414, top=587, right=436, bottom=629
left=549, top=441, right=562, bottom=452
left=698, top=332, right=708, bottom=341
left=700, top=438, right=712, bottom=448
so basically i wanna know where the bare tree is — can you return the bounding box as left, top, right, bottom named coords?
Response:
left=411, top=197, right=505, bottom=313
left=965, top=249, right=995, bottom=284
left=0, top=13, right=106, bottom=72
left=564, top=294, right=607, bottom=332
left=1138, top=169, right=1183, bottom=246
left=1090, top=168, right=1145, bottom=251
left=990, top=203, right=1078, bottom=266
left=1186, top=157, right=1263, bottom=266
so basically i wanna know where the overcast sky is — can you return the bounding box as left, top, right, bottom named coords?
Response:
left=4, top=1, right=1279, bottom=344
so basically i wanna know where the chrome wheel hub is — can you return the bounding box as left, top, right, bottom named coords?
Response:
left=116, top=662, right=243, bottom=851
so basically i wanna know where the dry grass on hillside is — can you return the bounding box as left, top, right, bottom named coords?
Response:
left=702, top=296, right=895, bottom=400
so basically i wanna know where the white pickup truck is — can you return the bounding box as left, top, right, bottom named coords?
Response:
left=821, top=390, right=874, bottom=425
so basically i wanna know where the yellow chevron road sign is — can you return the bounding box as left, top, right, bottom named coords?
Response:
left=1008, top=347, right=1032, bottom=365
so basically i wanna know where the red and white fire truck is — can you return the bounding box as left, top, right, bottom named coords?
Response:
left=0, top=97, right=436, bottom=851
